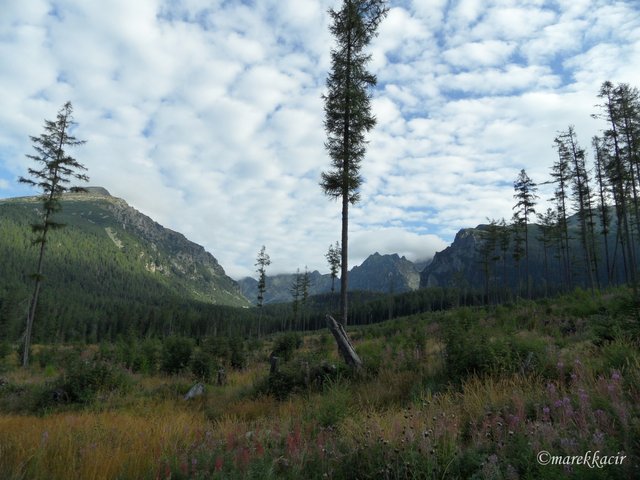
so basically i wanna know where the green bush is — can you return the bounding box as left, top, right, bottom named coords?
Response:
left=36, top=345, right=82, bottom=370
left=255, top=358, right=340, bottom=400
left=190, top=349, right=212, bottom=381
left=201, top=336, right=231, bottom=363
left=601, top=338, right=640, bottom=372
left=54, top=358, right=131, bottom=404
left=229, top=336, right=246, bottom=369
left=444, top=317, right=551, bottom=380
left=161, top=336, right=194, bottom=374
left=139, top=338, right=162, bottom=374
left=356, top=341, right=384, bottom=375
left=272, top=332, right=303, bottom=362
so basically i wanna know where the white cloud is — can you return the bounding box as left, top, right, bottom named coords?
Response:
left=351, top=228, right=448, bottom=265
left=443, top=40, right=517, bottom=68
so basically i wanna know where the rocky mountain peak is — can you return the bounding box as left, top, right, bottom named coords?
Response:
left=84, top=186, right=112, bottom=196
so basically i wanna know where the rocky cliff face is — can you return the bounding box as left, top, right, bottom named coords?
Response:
left=92, top=192, right=229, bottom=285
left=420, top=228, right=484, bottom=288
left=419, top=216, right=622, bottom=295
left=349, top=253, right=421, bottom=292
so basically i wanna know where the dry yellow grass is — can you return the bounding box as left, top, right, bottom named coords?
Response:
left=0, top=405, right=202, bottom=480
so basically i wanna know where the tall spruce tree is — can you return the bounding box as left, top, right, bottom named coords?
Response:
left=613, top=83, right=640, bottom=239
left=512, top=169, right=538, bottom=298
left=537, top=208, right=558, bottom=297
left=301, top=266, right=311, bottom=331
left=255, top=245, right=271, bottom=337
left=325, top=241, right=341, bottom=294
left=477, top=219, right=500, bottom=304
left=550, top=138, right=573, bottom=290
left=290, top=268, right=302, bottom=330
left=556, top=126, right=599, bottom=291
left=497, top=218, right=511, bottom=301
left=596, top=81, right=638, bottom=298
left=320, top=0, right=388, bottom=326
left=19, top=101, right=88, bottom=367
left=593, top=135, right=613, bottom=285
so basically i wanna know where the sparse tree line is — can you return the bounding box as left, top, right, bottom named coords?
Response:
left=476, top=81, right=640, bottom=305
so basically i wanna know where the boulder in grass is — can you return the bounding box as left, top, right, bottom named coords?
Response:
left=184, top=382, right=205, bottom=400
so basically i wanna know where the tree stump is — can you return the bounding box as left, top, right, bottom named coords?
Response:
left=217, top=368, right=227, bottom=386
left=325, top=314, right=362, bottom=369
left=269, top=354, right=279, bottom=375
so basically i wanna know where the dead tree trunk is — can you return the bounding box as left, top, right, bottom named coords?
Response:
left=325, top=314, right=362, bottom=369
left=269, top=354, right=279, bottom=375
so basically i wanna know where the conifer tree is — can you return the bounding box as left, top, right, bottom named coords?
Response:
left=290, top=268, right=302, bottom=330
left=550, top=139, right=573, bottom=290
left=255, top=245, right=271, bottom=337
left=596, top=81, right=638, bottom=298
left=19, top=101, right=88, bottom=367
left=593, top=136, right=613, bottom=284
left=556, top=126, right=599, bottom=291
left=497, top=218, right=511, bottom=301
left=301, top=266, right=311, bottom=331
left=512, top=169, right=538, bottom=298
left=537, top=208, right=558, bottom=296
left=477, top=219, right=500, bottom=304
left=613, top=83, right=640, bottom=238
left=325, top=241, right=341, bottom=293
left=320, top=0, right=388, bottom=326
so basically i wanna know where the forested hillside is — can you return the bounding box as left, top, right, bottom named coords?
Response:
left=0, top=188, right=249, bottom=343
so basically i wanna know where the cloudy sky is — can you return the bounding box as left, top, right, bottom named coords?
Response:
left=1, top=0, right=639, bottom=279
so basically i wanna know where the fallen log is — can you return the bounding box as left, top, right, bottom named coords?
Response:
left=325, top=314, right=362, bottom=369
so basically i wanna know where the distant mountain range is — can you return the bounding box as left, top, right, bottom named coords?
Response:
left=2, top=186, right=627, bottom=340
left=239, top=252, right=428, bottom=305
left=420, top=212, right=631, bottom=297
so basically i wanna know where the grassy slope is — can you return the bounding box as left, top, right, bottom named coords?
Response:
left=0, top=288, right=639, bottom=479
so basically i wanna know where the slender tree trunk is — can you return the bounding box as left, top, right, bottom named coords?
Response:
left=341, top=194, right=349, bottom=326
left=340, top=29, right=352, bottom=326
left=23, top=204, right=52, bottom=367
left=23, top=149, right=64, bottom=368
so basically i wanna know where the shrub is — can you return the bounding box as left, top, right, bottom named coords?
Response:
left=272, top=332, right=303, bottom=362
left=36, top=345, right=82, bottom=370
left=229, top=337, right=246, bottom=370
left=201, top=336, right=231, bottom=363
left=54, top=357, right=131, bottom=404
left=444, top=319, right=550, bottom=379
left=190, top=349, right=212, bottom=382
left=139, top=338, right=162, bottom=374
left=601, top=338, right=640, bottom=372
left=161, top=336, right=194, bottom=374
left=0, top=341, right=11, bottom=361
left=255, top=358, right=340, bottom=400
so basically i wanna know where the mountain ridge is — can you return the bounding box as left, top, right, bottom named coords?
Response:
left=0, top=187, right=249, bottom=308
left=238, top=252, right=427, bottom=305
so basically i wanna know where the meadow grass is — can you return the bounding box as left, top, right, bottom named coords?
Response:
left=0, top=287, right=639, bottom=478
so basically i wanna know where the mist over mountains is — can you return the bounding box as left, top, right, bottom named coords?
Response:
left=239, top=252, right=427, bottom=305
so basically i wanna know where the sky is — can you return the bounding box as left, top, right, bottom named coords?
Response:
left=1, top=0, right=639, bottom=280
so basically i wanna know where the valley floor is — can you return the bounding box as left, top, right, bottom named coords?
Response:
left=0, top=288, right=639, bottom=479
